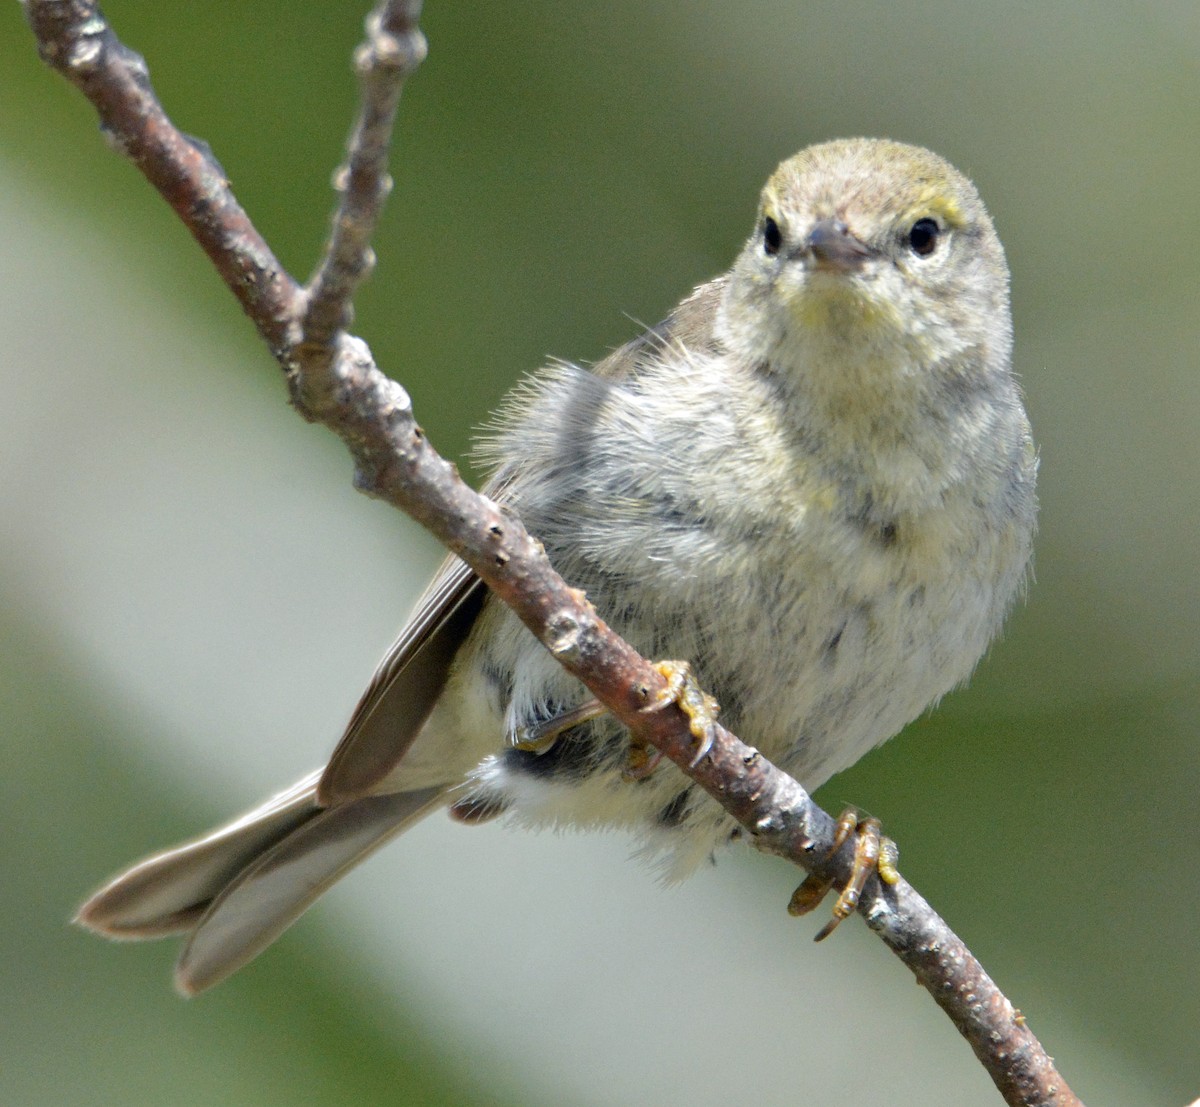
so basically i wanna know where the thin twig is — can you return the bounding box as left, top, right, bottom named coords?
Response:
left=24, top=2, right=1083, bottom=1103
left=304, top=1, right=427, bottom=345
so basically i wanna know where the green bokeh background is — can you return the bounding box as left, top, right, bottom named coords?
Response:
left=2, top=2, right=1197, bottom=1104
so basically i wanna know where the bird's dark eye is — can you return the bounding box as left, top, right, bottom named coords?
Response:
left=908, top=218, right=940, bottom=257
left=762, top=216, right=783, bottom=256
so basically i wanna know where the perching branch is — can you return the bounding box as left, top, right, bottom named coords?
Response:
left=24, top=2, right=1081, bottom=1104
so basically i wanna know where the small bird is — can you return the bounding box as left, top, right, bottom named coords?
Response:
left=77, top=138, right=1037, bottom=995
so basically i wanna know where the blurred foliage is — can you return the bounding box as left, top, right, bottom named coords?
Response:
left=1, top=1, right=1197, bottom=1104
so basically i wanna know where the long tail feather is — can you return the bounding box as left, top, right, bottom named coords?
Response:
left=76, top=770, right=448, bottom=995
left=175, top=786, right=445, bottom=995
left=76, top=770, right=325, bottom=939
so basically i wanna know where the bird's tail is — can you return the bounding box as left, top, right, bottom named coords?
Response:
left=75, top=771, right=447, bottom=995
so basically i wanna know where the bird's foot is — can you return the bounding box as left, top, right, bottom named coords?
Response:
left=511, top=698, right=606, bottom=752
left=625, top=660, right=720, bottom=780
left=788, top=809, right=900, bottom=940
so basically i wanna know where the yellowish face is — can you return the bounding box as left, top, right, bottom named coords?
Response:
left=720, top=138, right=1009, bottom=375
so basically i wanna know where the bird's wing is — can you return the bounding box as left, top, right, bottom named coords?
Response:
left=317, top=554, right=487, bottom=805
left=316, top=275, right=728, bottom=807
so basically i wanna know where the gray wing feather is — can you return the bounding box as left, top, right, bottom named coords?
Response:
left=317, top=557, right=486, bottom=805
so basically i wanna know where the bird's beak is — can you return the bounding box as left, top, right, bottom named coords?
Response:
left=805, top=219, right=872, bottom=272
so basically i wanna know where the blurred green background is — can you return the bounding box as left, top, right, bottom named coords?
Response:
left=2, top=1, right=1197, bottom=1104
